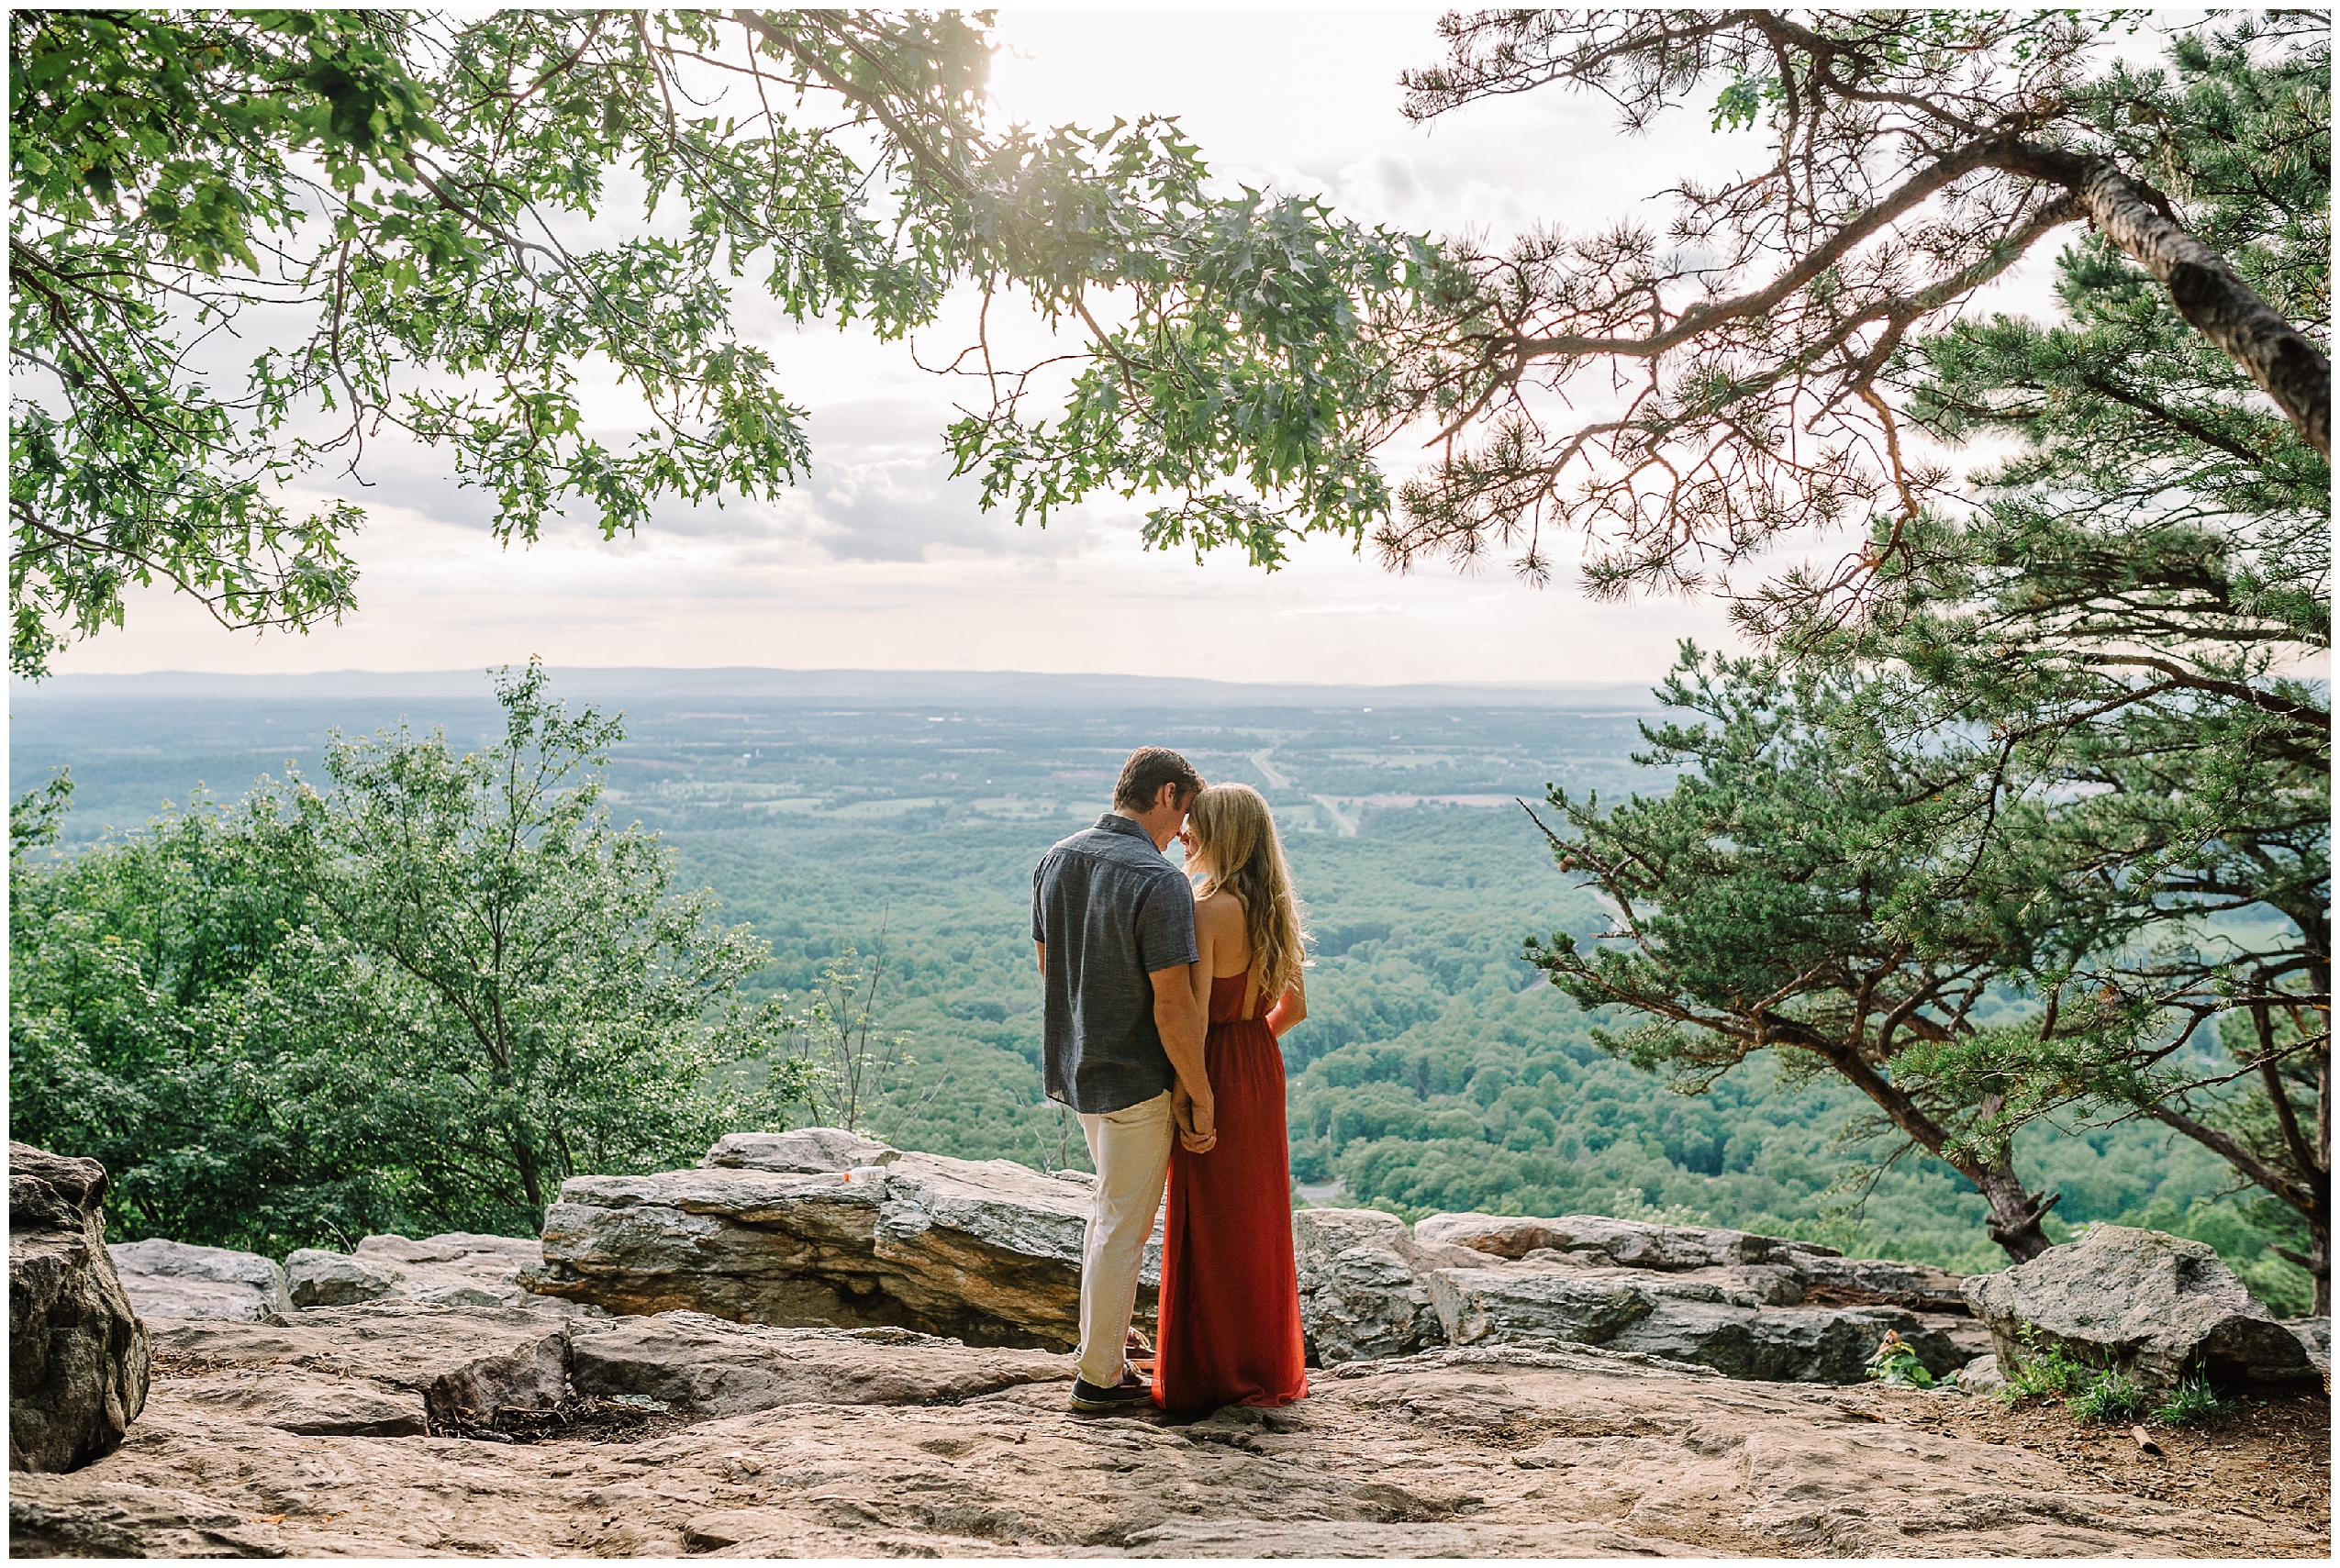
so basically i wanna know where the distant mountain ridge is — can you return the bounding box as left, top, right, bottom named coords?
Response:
left=13, top=667, right=1664, bottom=711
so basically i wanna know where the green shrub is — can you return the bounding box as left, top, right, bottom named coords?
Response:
left=2067, top=1370, right=2152, bottom=1423
left=1999, top=1328, right=2098, bottom=1401
left=2152, top=1373, right=2229, bottom=1427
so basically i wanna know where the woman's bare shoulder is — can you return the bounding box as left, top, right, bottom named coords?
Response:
left=1193, top=887, right=1243, bottom=928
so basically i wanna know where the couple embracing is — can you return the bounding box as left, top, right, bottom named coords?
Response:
left=1031, top=746, right=1310, bottom=1415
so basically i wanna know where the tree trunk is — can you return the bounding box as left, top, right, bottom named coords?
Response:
left=2001, top=141, right=2331, bottom=458
left=1814, top=1040, right=2063, bottom=1263
left=1972, top=1156, right=2060, bottom=1262
left=514, top=1135, right=544, bottom=1216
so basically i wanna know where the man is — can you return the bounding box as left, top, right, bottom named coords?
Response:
left=1032, top=745, right=1215, bottom=1413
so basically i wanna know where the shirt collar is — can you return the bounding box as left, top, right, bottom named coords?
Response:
left=1095, top=812, right=1153, bottom=841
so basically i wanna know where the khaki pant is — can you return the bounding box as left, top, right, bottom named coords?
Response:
left=1075, top=1089, right=1175, bottom=1387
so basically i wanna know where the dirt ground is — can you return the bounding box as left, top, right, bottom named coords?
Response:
left=1865, top=1384, right=2332, bottom=1537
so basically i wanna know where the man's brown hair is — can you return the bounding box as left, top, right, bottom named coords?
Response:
left=1112, top=746, right=1203, bottom=815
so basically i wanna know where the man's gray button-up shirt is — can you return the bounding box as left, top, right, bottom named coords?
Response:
left=1031, top=813, right=1198, bottom=1115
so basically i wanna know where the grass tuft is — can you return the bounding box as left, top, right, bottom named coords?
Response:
left=2067, top=1369, right=2152, bottom=1423
left=2152, top=1372, right=2229, bottom=1427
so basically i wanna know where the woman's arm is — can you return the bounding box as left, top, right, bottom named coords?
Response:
left=1266, top=967, right=1307, bottom=1038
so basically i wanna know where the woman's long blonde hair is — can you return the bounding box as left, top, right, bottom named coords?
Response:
left=1187, top=783, right=1308, bottom=1002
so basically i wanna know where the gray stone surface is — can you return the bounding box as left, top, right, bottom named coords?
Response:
left=1956, top=1352, right=2005, bottom=1396
left=15, top=1296, right=2322, bottom=1559
left=1424, top=1262, right=1970, bottom=1385
left=1415, top=1211, right=1967, bottom=1312
left=567, top=1311, right=1075, bottom=1415
left=423, top=1330, right=572, bottom=1429
left=10, top=1143, right=149, bottom=1473
left=1962, top=1223, right=2318, bottom=1389
left=286, top=1248, right=409, bottom=1307
left=702, top=1127, right=902, bottom=1173
left=286, top=1231, right=552, bottom=1311
left=173, top=1369, right=427, bottom=1438
left=529, top=1148, right=1158, bottom=1350
left=1291, top=1208, right=1491, bottom=1364
left=2286, top=1316, right=2328, bottom=1384
left=107, top=1237, right=290, bottom=1323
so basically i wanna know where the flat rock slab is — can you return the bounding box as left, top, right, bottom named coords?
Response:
left=570, top=1312, right=1074, bottom=1415
left=17, top=1320, right=2323, bottom=1558
left=108, top=1238, right=290, bottom=1323
left=150, top=1304, right=579, bottom=1393
left=531, top=1151, right=1158, bottom=1350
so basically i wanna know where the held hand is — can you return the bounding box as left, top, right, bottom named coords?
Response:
left=1172, top=1086, right=1217, bottom=1153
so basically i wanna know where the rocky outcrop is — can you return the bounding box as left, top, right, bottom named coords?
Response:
left=9, top=1144, right=149, bottom=1473
left=288, top=1232, right=551, bottom=1309
left=1423, top=1260, right=1973, bottom=1384
left=1292, top=1208, right=1494, bottom=1363
left=1417, top=1211, right=1969, bottom=1312
left=1964, top=1224, right=2319, bottom=1390
left=1320, top=1208, right=1983, bottom=1384
left=531, top=1149, right=1970, bottom=1383
left=529, top=1151, right=1155, bottom=1350
left=11, top=1301, right=2323, bottom=1559
left=108, top=1238, right=289, bottom=1322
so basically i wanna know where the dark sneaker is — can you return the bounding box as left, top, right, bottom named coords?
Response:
left=1067, top=1375, right=1154, bottom=1414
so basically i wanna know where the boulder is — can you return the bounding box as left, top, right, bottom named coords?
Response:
left=287, top=1231, right=549, bottom=1310
left=1962, top=1223, right=2318, bottom=1390
left=150, top=1303, right=592, bottom=1393
left=422, top=1329, right=573, bottom=1431
left=1956, top=1352, right=2005, bottom=1396
left=702, top=1127, right=902, bottom=1173
left=286, top=1248, right=409, bottom=1307
left=1423, top=1261, right=1969, bottom=1384
left=9, top=1144, right=149, bottom=1473
left=529, top=1149, right=1158, bottom=1350
left=1417, top=1211, right=1818, bottom=1270
left=107, top=1238, right=289, bottom=1322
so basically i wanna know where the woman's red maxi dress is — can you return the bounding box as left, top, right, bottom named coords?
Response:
left=1152, top=970, right=1309, bottom=1414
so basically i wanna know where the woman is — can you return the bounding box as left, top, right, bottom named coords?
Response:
left=1152, top=782, right=1310, bottom=1414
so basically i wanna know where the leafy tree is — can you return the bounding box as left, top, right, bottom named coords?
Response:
left=9, top=9, right=1429, bottom=673
left=10, top=773, right=407, bottom=1251
left=253, top=658, right=797, bottom=1225
left=8, top=662, right=812, bottom=1243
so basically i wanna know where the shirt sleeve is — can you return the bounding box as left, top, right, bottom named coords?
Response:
left=1031, top=856, right=1049, bottom=944
left=1134, top=869, right=1200, bottom=973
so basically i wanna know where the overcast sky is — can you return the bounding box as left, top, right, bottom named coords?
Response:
left=46, top=10, right=2065, bottom=686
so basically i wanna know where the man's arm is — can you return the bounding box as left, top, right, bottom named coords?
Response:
left=1151, top=962, right=1214, bottom=1151
left=1034, top=940, right=1045, bottom=975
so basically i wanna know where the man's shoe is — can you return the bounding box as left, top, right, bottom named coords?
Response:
left=1067, top=1375, right=1154, bottom=1414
